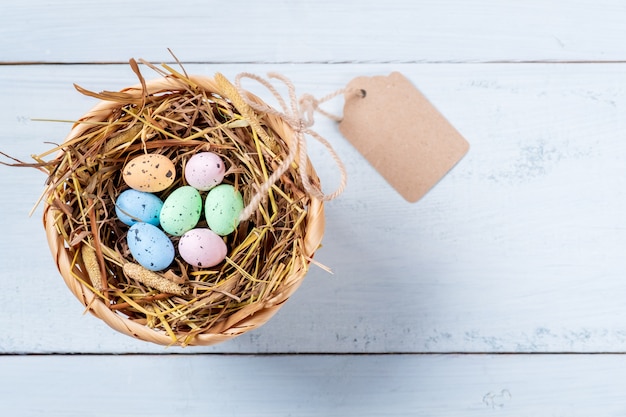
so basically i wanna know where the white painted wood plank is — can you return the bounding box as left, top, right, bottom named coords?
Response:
left=2, top=0, right=626, bottom=63
left=2, top=63, right=626, bottom=354
left=2, top=353, right=626, bottom=416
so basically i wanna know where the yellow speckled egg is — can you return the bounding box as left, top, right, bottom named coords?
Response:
left=122, top=154, right=176, bottom=192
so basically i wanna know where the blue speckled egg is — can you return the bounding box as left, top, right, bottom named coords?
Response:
left=127, top=222, right=175, bottom=271
left=159, top=186, right=203, bottom=236
left=115, top=189, right=164, bottom=226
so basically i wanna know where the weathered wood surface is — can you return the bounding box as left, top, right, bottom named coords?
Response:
left=2, top=0, right=625, bottom=63
left=5, top=354, right=626, bottom=417
left=2, top=0, right=626, bottom=415
left=3, top=63, right=626, bottom=354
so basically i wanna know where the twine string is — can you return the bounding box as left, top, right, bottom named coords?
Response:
left=234, top=72, right=348, bottom=221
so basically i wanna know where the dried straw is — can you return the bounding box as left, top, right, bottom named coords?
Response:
left=35, top=60, right=325, bottom=346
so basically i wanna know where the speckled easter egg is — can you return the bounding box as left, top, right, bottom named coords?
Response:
left=159, top=186, right=203, bottom=236
left=184, top=152, right=226, bottom=191
left=204, top=184, right=244, bottom=236
left=115, top=189, right=164, bottom=226
left=127, top=222, right=175, bottom=271
left=122, top=154, right=176, bottom=192
left=178, top=228, right=228, bottom=268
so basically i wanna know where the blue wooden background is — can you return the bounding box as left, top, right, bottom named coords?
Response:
left=2, top=0, right=626, bottom=415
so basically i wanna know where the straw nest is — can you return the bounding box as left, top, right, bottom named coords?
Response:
left=34, top=60, right=325, bottom=346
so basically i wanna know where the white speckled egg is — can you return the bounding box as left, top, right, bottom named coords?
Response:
left=127, top=222, right=175, bottom=271
left=204, top=184, right=244, bottom=236
left=184, top=152, right=226, bottom=191
left=178, top=228, right=227, bottom=268
left=115, top=189, right=164, bottom=226
left=159, top=186, right=203, bottom=236
left=122, top=154, right=176, bottom=192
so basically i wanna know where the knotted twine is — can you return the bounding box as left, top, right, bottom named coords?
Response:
left=234, top=72, right=349, bottom=221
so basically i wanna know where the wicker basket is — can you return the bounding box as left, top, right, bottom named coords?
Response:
left=41, top=68, right=325, bottom=346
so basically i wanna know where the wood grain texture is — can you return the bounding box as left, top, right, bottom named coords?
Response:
left=2, top=0, right=626, bottom=414
left=3, top=354, right=626, bottom=416
left=1, top=0, right=626, bottom=63
left=2, top=63, right=626, bottom=353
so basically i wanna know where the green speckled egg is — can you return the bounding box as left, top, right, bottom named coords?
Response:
left=160, top=186, right=202, bottom=236
left=205, top=184, right=244, bottom=236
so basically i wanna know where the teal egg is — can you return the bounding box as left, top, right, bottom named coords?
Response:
left=127, top=222, right=175, bottom=271
left=205, top=184, right=244, bottom=236
left=115, top=189, right=163, bottom=226
left=160, top=186, right=203, bottom=236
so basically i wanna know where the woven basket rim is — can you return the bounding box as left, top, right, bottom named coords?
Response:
left=43, top=74, right=325, bottom=346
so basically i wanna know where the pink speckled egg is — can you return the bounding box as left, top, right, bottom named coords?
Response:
left=178, top=228, right=227, bottom=268
left=184, top=152, right=226, bottom=191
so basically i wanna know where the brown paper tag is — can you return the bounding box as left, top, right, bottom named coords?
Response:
left=339, top=72, right=469, bottom=203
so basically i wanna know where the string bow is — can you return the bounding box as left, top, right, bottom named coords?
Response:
left=234, top=72, right=347, bottom=221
